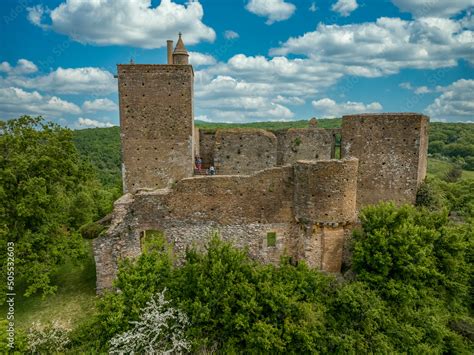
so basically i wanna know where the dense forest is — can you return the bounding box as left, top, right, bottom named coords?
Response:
left=1, top=116, right=473, bottom=353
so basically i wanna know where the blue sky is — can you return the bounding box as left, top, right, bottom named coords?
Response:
left=0, top=0, right=473, bottom=128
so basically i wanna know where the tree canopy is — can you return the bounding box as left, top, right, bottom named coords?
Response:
left=0, top=116, right=115, bottom=299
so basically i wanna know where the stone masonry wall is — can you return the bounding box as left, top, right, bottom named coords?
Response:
left=94, top=160, right=358, bottom=291
left=118, top=64, right=194, bottom=192
left=278, top=128, right=340, bottom=164
left=341, top=113, right=428, bottom=209
left=294, top=158, right=358, bottom=224
left=214, top=129, right=277, bottom=175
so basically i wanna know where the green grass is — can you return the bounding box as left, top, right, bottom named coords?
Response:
left=1, top=242, right=97, bottom=331
left=428, top=158, right=474, bottom=180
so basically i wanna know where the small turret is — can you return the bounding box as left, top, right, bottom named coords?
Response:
left=173, top=33, right=189, bottom=65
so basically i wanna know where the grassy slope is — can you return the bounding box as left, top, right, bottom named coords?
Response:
left=0, top=242, right=97, bottom=331
left=428, top=158, right=474, bottom=180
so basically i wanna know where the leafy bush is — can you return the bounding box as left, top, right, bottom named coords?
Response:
left=79, top=221, right=106, bottom=239
left=74, top=222, right=473, bottom=353
left=0, top=319, right=28, bottom=353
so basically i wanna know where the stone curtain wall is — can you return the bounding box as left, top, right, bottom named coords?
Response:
left=341, top=113, right=429, bottom=209
left=278, top=128, right=340, bottom=164
left=118, top=64, right=194, bottom=192
left=200, top=127, right=341, bottom=174
left=214, top=129, right=278, bottom=175
left=94, top=160, right=359, bottom=292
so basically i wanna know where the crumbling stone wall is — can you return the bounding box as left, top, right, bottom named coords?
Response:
left=94, top=159, right=359, bottom=292
left=341, top=113, right=429, bottom=208
left=214, top=129, right=277, bottom=175
left=118, top=64, right=194, bottom=192
left=278, top=128, right=340, bottom=164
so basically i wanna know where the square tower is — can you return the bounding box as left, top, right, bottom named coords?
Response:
left=341, top=113, right=429, bottom=209
left=118, top=64, right=194, bottom=192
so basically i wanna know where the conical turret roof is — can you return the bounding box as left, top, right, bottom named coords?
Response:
left=173, top=33, right=189, bottom=56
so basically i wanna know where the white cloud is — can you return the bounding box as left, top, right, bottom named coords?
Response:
left=27, top=4, right=49, bottom=29
left=0, top=59, right=38, bottom=75
left=0, top=62, right=12, bottom=73
left=399, top=82, right=432, bottom=94
left=0, top=87, right=81, bottom=119
left=399, top=82, right=414, bottom=90
left=194, top=75, right=294, bottom=122
left=414, top=86, right=431, bottom=94
left=331, top=0, right=358, bottom=17
left=273, top=95, right=305, bottom=105
left=27, top=0, right=215, bottom=48
left=224, top=30, right=239, bottom=39
left=245, top=0, right=296, bottom=25
left=78, top=117, right=114, bottom=128
left=271, top=17, right=474, bottom=74
left=309, top=2, right=317, bottom=12
left=189, top=52, right=217, bottom=66
left=391, top=0, right=472, bottom=18
left=0, top=64, right=116, bottom=95
left=82, top=98, right=118, bottom=112
left=425, top=79, right=474, bottom=121
left=311, top=98, right=382, bottom=117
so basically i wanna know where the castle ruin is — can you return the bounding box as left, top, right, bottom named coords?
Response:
left=94, top=35, right=429, bottom=293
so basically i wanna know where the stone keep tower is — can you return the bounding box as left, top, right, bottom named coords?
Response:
left=341, top=113, right=429, bottom=209
left=118, top=34, right=194, bottom=192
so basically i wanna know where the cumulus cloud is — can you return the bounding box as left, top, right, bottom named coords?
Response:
left=27, top=0, right=215, bottom=48
left=271, top=17, right=474, bottom=74
left=0, top=87, right=81, bottom=119
left=309, top=2, right=317, bottom=12
left=82, top=98, right=118, bottom=112
left=224, top=30, right=240, bottom=39
left=189, top=52, right=217, bottom=66
left=0, top=63, right=116, bottom=95
left=399, top=82, right=432, bottom=94
left=78, top=117, right=114, bottom=128
left=0, top=59, right=38, bottom=75
left=194, top=75, right=294, bottom=122
left=245, top=0, right=296, bottom=25
left=273, top=95, right=305, bottom=105
left=311, top=98, right=382, bottom=117
left=391, top=0, right=472, bottom=18
left=331, top=0, right=358, bottom=17
left=425, top=79, right=474, bottom=121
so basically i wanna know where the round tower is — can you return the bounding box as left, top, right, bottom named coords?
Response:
left=173, top=33, right=189, bottom=65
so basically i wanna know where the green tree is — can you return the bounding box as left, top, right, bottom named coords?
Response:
left=0, top=116, right=106, bottom=299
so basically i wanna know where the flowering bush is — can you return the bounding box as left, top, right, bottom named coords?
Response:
left=27, top=320, right=71, bottom=353
left=109, top=289, right=190, bottom=354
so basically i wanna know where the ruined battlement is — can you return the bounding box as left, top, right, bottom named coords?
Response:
left=95, top=159, right=359, bottom=292
left=93, top=35, right=429, bottom=293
